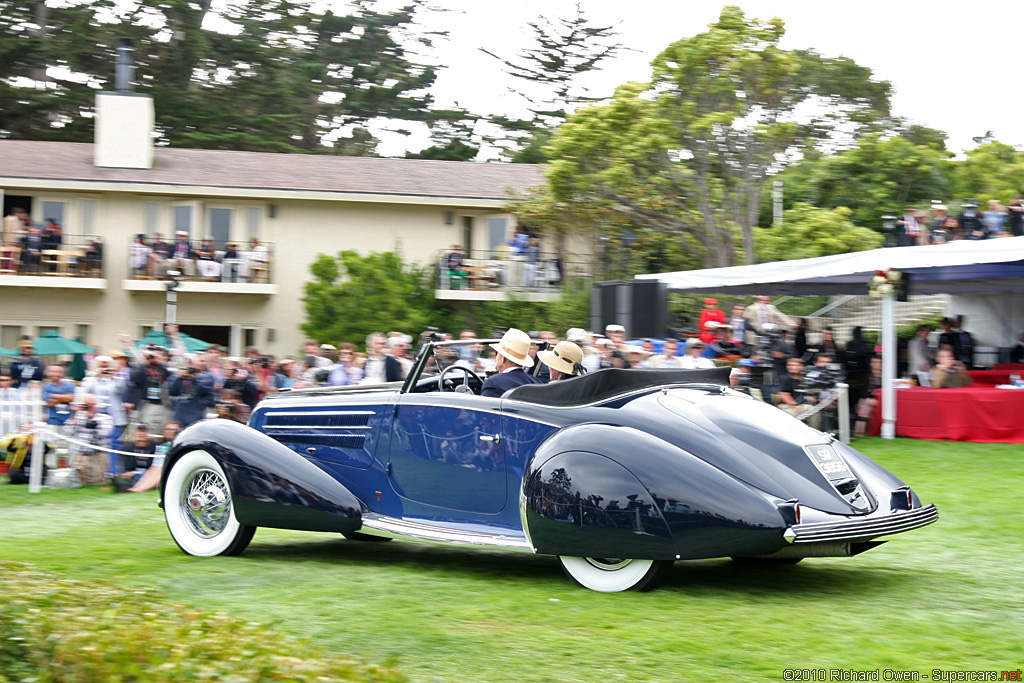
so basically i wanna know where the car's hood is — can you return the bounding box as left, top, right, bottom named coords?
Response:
left=622, top=388, right=877, bottom=515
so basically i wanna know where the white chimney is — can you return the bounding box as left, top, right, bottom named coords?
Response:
left=94, top=38, right=154, bottom=169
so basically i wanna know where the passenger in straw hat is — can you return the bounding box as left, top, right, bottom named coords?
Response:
left=537, top=340, right=586, bottom=381
left=480, top=328, right=543, bottom=398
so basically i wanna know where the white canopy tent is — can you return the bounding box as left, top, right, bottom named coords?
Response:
left=636, top=236, right=1024, bottom=438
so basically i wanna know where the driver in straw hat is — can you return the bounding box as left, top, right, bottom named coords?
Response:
left=537, top=341, right=586, bottom=381
left=480, top=328, right=544, bottom=398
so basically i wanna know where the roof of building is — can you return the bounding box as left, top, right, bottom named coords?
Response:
left=0, top=141, right=545, bottom=201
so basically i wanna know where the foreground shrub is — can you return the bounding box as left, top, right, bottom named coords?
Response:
left=0, top=561, right=405, bottom=682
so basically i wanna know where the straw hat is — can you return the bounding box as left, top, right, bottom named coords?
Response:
left=537, top=341, right=583, bottom=376
left=489, top=328, right=534, bottom=368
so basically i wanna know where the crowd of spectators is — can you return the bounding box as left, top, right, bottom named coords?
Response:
left=1, top=207, right=102, bottom=275
left=130, top=232, right=270, bottom=283
left=895, top=197, right=1024, bottom=245
left=0, top=296, right=1000, bottom=488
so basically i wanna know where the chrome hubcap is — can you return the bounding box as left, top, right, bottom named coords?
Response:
left=180, top=468, right=231, bottom=537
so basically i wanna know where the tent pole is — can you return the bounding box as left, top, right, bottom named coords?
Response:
left=880, top=293, right=896, bottom=439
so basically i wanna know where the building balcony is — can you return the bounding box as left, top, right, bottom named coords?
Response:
left=434, top=248, right=590, bottom=302
left=0, top=238, right=107, bottom=289
left=122, top=238, right=278, bottom=294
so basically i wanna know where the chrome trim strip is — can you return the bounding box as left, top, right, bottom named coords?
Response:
left=393, top=401, right=562, bottom=428
left=360, top=514, right=533, bottom=550
left=786, top=504, right=938, bottom=544
left=265, top=410, right=376, bottom=417
left=262, top=426, right=372, bottom=431
left=505, top=382, right=725, bottom=411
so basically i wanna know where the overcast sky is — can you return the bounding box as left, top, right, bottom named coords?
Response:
left=391, top=0, right=1023, bottom=158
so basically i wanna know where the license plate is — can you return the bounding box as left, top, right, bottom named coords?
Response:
left=805, top=444, right=854, bottom=482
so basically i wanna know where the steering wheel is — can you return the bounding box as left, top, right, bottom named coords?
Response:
left=439, top=365, right=483, bottom=394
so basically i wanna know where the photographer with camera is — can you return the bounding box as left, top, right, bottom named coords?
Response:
left=214, top=388, right=250, bottom=424
left=80, top=355, right=129, bottom=473
left=222, top=356, right=260, bottom=409
left=168, top=354, right=215, bottom=427
left=774, top=357, right=821, bottom=429
left=67, top=395, right=113, bottom=485
left=930, top=349, right=973, bottom=389
left=800, top=354, right=845, bottom=434
left=128, top=345, right=170, bottom=432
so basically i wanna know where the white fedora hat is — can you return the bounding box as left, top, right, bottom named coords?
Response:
left=490, top=328, right=534, bottom=368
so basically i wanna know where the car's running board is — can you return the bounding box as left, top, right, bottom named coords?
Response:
left=360, top=514, right=534, bottom=550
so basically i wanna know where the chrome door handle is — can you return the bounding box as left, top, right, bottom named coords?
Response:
left=479, top=434, right=500, bottom=444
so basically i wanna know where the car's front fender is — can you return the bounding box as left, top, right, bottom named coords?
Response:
left=160, top=419, right=363, bottom=533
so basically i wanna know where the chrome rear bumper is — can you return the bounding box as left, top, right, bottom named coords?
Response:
left=783, top=504, right=938, bottom=544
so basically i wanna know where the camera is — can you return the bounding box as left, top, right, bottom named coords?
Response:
left=185, top=366, right=198, bottom=375
left=85, top=419, right=97, bottom=431
left=801, top=362, right=844, bottom=396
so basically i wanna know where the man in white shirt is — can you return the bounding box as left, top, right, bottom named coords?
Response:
left=679, top=339, right=717, bottom=369
left=646, top=339, right=685, bottom=369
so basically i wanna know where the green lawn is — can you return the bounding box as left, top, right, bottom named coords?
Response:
left=2, top=438, right=1022, bottom=682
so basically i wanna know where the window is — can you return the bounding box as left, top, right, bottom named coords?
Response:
left=40, top=200, right=66, bottom=227
left=462, top=216, right=474, bottom=253
left=0, top=325, right=23, bottom=349
left=208, top=208, right=232, bottom=247
left=75, top=324, right=90, bottom=345
left=487, top=218, right=507, bottom=253
left=79, top=199, right=96, bottom=242
left=245, top=207, right=261, bottom=241
left=143, top=202, right=160, bottom=237
left=37, top=325, right=61, bottom=337
left=243, top=328, right=257, bottom=348
left=172, top=204, right=193, bottom=237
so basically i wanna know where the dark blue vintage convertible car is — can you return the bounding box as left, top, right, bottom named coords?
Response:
left=160, top=340, right=937, bottom=592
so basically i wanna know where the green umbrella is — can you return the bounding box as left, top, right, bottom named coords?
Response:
left=67, top=336, right=88, bottom=381
left=137, top=330, right=211, bottom=353
left=30, top=330, right=95, bottom=356
left=0, top=346, right=15, bottom=358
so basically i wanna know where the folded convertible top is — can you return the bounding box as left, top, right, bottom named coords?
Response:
left=505, top=366, right=731, bottom=407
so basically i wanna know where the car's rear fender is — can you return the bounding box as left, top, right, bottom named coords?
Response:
left=160, top=419, right=363, bottom=533
left=522, top=424, right=790, bottom=560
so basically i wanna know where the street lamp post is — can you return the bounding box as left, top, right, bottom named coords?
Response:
left=165, top=270, right=181, bottom=326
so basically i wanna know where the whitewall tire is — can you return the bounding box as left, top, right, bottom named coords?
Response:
left=558, top=556, right=672, bottom=592
left=164, top=449, right=255, bottom=557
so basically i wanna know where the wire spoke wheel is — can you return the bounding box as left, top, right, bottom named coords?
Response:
left=164, top=450, right=255, bottom=557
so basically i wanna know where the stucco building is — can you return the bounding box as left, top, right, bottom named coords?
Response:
left=0, top=93, right=564, bottom=356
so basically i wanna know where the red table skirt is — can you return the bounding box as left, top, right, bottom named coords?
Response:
left=992, top=363, right=1024, bottom=371
left=867, top=386, right=1024, bottom=443
left=966, top=370, right=1018, bottom=386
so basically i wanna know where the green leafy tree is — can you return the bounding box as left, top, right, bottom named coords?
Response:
left=765, top=131, right=952, bottom=230
left=949, top=140, right=1024, bottom=204
left=1, top=0, right=468, bottom=155
left=302, top=250, right=444, bottom=348
left=755, top=203, right=882, bottom=262
left=481, top=3, right=624, bottom=161
left=543, top=6, right=891, bottom=268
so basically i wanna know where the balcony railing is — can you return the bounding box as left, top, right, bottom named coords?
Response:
left=0, top=236, right=105, bottom=278
left=435, top=248, right=590, bottom=294
left=126, top=238, right=273, bottom=284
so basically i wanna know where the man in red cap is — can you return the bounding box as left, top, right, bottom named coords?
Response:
left=698, top=298, right=726, bottom=344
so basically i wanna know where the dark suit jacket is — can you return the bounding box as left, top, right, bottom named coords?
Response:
left=480, top=367, right=542, bottom=398
left=385, top=356, right=403, bottom=383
